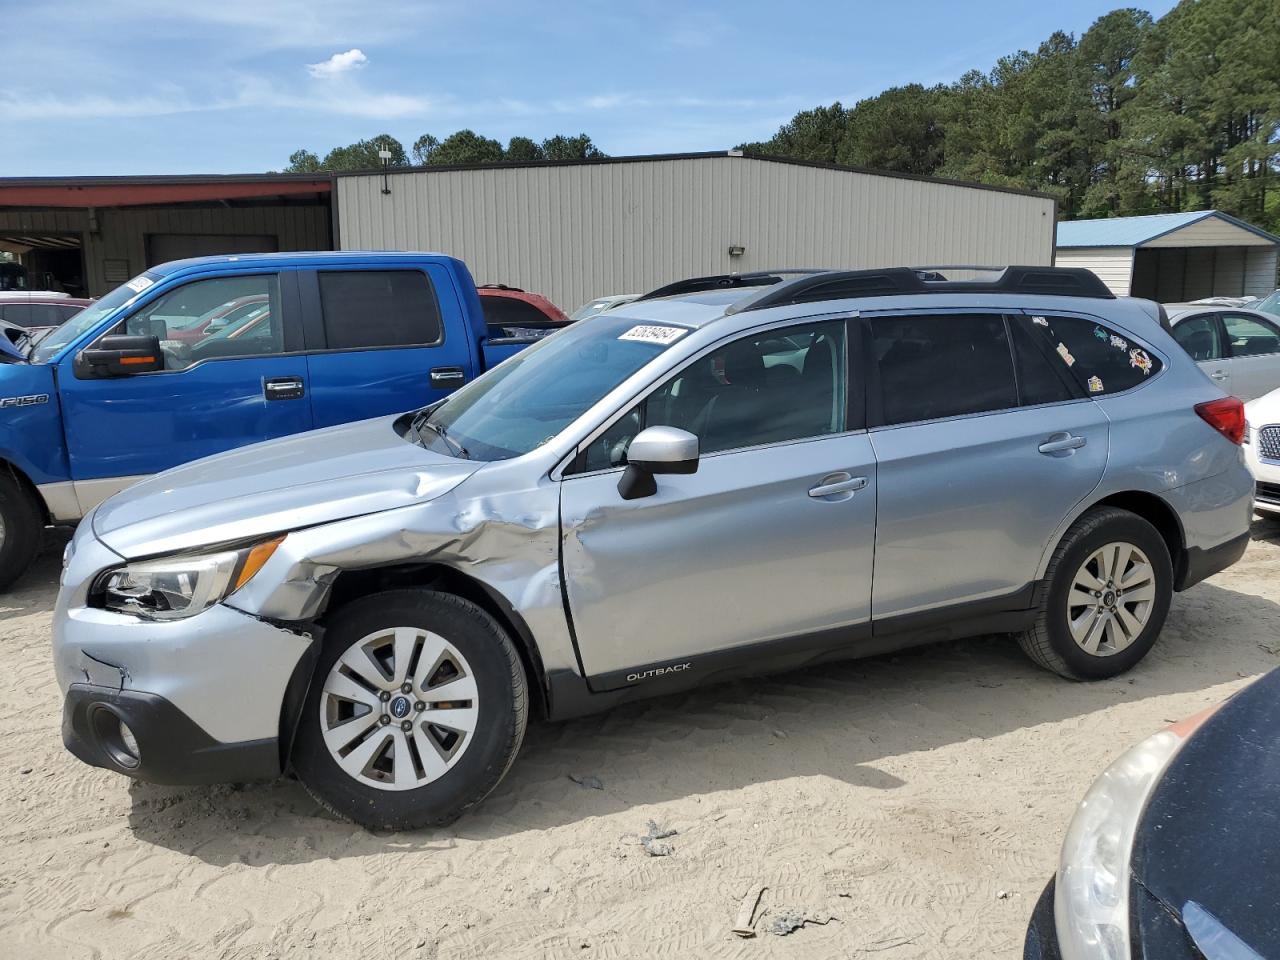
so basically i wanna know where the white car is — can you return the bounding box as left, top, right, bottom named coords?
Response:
left=1168, top=305, right=1280, bottom=401
left=1245, top=387, right=1280, bottom=518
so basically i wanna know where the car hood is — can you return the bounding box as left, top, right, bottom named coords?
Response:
left=1245, top=388, right=1280, bottom=425
left=92, top=415, right=482, bottom=558
left=1130, top=667, right=1280, bottom=957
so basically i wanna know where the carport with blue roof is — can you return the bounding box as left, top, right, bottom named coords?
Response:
left=1055, top=210, right=1279, bottom=301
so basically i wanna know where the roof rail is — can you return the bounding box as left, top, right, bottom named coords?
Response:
left=728, top=265, right=1114, bottom=313
left=635, top=269, right=823, bottom=302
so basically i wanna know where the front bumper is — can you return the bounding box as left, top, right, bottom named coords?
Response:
left=62, top=684, right=280, bottom=784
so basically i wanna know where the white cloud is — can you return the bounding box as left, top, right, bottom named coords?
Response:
left=307, top=48, right=368, bottom=80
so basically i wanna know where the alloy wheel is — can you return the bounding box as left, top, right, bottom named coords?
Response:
left=318, top=627, right=479, bottom=791
left=1065, top=541, right=1157, bottom=657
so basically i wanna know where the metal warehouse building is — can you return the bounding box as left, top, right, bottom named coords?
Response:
left=335, top=151, right=1057, bottom=310
left=0, top=174, right=332, bottom=297
left=1056, top=210, right=1280, bottom=301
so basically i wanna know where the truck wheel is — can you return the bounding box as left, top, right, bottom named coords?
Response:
left=293, top=589, right=528, bottom=831
left=0, top=472, right=43, bottom=591
left=1017, top=507, right=1173, bottom=680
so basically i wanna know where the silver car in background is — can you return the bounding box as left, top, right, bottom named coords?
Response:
left=1168, top=304, right=1280, bottom=400
left=54, top=266, right=1254, bottom=830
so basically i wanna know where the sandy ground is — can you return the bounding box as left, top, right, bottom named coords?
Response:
left=2, top=522, right=1278, bottom=960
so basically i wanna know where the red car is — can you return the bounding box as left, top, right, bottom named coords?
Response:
left=163, top=295, right=271, bottom=344
left=476, top=284, right=570, bottom=338
left=0, top=293, right=94, bottom=330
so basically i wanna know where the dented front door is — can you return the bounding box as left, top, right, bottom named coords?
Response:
left=559, top=434, right=877, bottom=689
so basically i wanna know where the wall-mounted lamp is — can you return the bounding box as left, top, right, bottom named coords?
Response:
left=728, top=245, right=746, bottom=258
left=379, top=149, right=393, bottom=195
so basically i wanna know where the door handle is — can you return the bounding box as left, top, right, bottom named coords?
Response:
left=263, top=376, right=304, bottom=401
left=1038, top=432, right=1087, bottom=455
left=808, top=473, right=868, bottom=498
left=1210, top=370, right=1229, bottom=382
left=430, top=366, right=466, bottom=388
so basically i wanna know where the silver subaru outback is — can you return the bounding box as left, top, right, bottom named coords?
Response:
left=54, top=266, right=1254, bottom=829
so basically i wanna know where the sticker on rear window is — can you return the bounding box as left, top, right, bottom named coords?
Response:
left=1032, top=316, right=1049, bottom=326
left=1129, top=348, right=1153, bottom=375
left=125, top=276, right=154, bottom=293
left=619, top=325, right=686, bottom=345
left=1056, top=342, right=1075, bottom=366
left=1088, top=375, right=1104, bottom=393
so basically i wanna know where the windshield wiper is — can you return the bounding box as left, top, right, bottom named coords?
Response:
left=409, top=410, right=468, bottom=459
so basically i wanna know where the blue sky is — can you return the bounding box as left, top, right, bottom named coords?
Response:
left=1, top=0, right=1177, bottom=177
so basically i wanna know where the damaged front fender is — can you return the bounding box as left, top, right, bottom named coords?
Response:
left=224, top=463, right=583, bottom=686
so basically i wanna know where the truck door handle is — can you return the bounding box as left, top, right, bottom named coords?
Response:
left=430, top=366, right=466, bottom=388
left=1038, top=432, right=1087, bottom=455
left=263, top=376, right=304, bottom=401
left=808, top=473, right=868, bottom=498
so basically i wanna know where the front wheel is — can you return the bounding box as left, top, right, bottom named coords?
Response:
left=1017, top=507, right=1173, bottom=680
left=293, top=589, right=528, bottom=830
left=0, top=472, right=42, bottom=591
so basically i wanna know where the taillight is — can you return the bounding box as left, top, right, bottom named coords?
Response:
left=1195, top=396, right=1246, bottom=444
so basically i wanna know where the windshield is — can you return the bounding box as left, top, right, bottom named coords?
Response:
left=30, top=273, right=162, bottom=363
left=1254, top=289, right=1280, bottom=318
left=416, top=314, right=689, bottom=461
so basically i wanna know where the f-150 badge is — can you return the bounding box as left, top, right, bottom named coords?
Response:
left=0, top=394, right=49, bottom=409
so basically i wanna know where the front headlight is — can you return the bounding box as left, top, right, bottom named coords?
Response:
left=97, top=536, right=283, bottom=621
left=1054, top=703, right=1224, bottom=960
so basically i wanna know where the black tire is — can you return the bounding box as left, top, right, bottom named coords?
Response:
left=293, top=589, right=528, bottom=830
left=1017, top=507, right=1173, bottom=680
left=0, top=471, right=43, bottom=591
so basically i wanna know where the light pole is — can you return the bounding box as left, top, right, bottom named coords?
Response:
left=379, top=149, right=393, bottom=195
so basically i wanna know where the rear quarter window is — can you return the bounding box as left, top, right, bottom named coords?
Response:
left=1020, top=314, right=1161, bottom=395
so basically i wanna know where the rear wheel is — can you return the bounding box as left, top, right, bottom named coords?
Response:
left=0, top=472, right=42, bottom=591
left=293, top=589, right=528, bottom=830
left=1018, top=507, right=1173, bottom=680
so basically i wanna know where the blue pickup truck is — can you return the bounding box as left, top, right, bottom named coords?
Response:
left=0, top=251, right=540, bottom=588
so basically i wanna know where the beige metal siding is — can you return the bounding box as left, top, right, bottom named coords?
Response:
left=1245, top=247, right=1278, bottom=298
left=1142, top=215, right=1274, bottom=248
left=0, top=205, right=330, bottom=295
left=336, top=156, right=1055, bottom=310
left=1053, top=246, right=1133, bottom=296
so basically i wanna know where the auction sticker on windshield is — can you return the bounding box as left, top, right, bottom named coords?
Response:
left=619, top=325, right=686, bottom=345
left=125, top=276, right=154, bottom=294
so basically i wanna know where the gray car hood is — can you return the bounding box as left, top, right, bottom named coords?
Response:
left=92, top=415, right=481, bottom=558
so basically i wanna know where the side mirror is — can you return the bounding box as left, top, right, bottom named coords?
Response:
left=79, top=335, right=164, bottom=377
left=618, top=426, right=699, bottom=500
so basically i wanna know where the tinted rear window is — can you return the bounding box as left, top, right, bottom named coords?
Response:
left=1011, top=318, right=1077, bottom=406
left=1023, top=314, right=1161, bottom=394
left=483, top=297, right=556, bottom=330
left=871, top=314, right=1017, bottom=425
left=318, top=270, right=442, bottom=349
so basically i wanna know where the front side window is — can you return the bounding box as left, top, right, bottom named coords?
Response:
left=1023, top=313, right=1162, bottom=395
left=871, top=314, right=1017, bottom=425
left=579, top=320, right=847, bottom=471
left=119, top=273, right=282, bottom=371
left=319, top=270, right=441, bottom=349
left=1222, top=313, right=1280, bottom=357
left=1173, top=314, right=1224, bottom=361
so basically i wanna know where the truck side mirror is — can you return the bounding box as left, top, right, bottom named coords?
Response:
left=618, top=426, right=699, bottom=500
left=78, top=335, right=164, bottom=377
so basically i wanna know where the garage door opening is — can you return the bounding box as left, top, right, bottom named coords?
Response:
left=1131, top=246, right=1276, bottom=302
left=0, top=234, right=86, bottom=295
left=146, top=233, right=281, bottom=267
